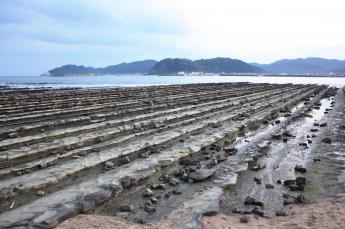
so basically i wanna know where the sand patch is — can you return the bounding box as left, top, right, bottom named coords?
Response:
left=57, top=199, right=345, bottom=229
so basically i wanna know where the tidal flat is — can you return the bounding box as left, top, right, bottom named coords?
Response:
left=0, top=83, right=344, bottom=228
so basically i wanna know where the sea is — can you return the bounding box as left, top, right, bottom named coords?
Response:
left=1, top=75, right=345, bottom=89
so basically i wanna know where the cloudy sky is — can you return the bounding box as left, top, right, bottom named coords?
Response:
left=1, top=0, right=345, bottom=75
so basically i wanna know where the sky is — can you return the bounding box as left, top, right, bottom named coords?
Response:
left=1, top=0, right=345, bottom=75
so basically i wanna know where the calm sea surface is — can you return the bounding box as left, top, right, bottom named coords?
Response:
left=1, top=75, right=345, bottom=88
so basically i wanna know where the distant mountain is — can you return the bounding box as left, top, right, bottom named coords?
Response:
left=45, top=57, right=345, bottom=76
left=100, top=60, right=158, bottom=74
left=45, top=60, right=157, bottom=76
left=148, top=57, right=263, bottom=75
left=255, top=58, right=345, bottom=74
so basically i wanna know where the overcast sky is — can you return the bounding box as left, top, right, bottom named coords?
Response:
left=1, top=0, right=345, bottom=75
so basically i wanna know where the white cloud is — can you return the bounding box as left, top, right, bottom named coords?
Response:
left=147, top=0, right=345, bottom=62
left=1, top=0, right=345, bottom=75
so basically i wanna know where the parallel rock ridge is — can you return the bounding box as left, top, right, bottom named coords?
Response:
left=0, top=83, right=326, bottom=228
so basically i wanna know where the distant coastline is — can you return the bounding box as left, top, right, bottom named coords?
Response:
left=43, top=57, right=345, bottom=77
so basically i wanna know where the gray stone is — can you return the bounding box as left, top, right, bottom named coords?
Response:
left=244, top=196, right=264, bottom=206
left=257, top=159, right=267, bottom=169
left=119, top=205, right=134, bottom=212
left=8, top=132, right=18, bottom=138
left=151, top=183, right=167, bottom=190
left=105, top=161, right=115, bottom=168
left=283, top=197, right=296, bottom=205
left=169, top=177, right=180, bottom=186
left=36, top=190, right=45, bottom=196
left=143, top=188, right=155, bottom=197
left=276, top=210, right=286, bottom=216
left=120, top=177, right=131, bottom=188
left=188, top=169, right=215, bottom=182
left=150, top=197, right=158, bottom=203
left=322, top=138, right=332, bottom=144
left=294, top=165, right=307, bottom=173
left=240, top=216, right=249, bottom=223
left=289, top=184, right=304, bottom=191
left=299, top=142, right=308, bottom=147
left=217, top=150, right=227, bottom=161
left=295, top=177, right=307, bottom=186
left=252, top=207, right=264, bottom=217
left=254, top=177, right=262, bottom=184
left=224, top=147, right=238, bottom=156
left=39, top=162, right=48, bottom=169
left=265, top=184, right=274, bottom=189
left=320, top=122, right=327, bottom=127
left=144, top=204, right=156, bottom=213
left=120, top=156, right=130, bottom=164
left=139, top=152, right=149, bottom=158
left=283, top=180, right=296, bottom=186
left=296, top=194, right=306, bottom=203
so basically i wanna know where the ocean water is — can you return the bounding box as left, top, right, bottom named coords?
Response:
left=0, top=75, right=345, bottom=88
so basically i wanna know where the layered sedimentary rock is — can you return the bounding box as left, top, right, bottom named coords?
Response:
left=0, top=83, right=331, bottom=228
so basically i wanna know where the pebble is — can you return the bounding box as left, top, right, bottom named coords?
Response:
left=320, top=122, right=327, bottom=127
left=254, top=177, right=262, bottom=184
left=244, top=196, right=264, bottom=206
left=143, top=188, right=155, bottom=197
left=322, top=138, right=332, bottom=144
left=240, top=216, right=249, bottom=223
left=257, top=159, right=267, bottom=169
left=224, top=147, right=238, bottom=156
left=295, top=177, right=307, bottom=186
left=150, top=197, right=158, bottom=203
left=188, top=169, right=215, bottom=182
left=116, top=212, right=129, bottom=217
left=173, top=189, right=183, bottom=195
left=8, top=132, right=18, bottom=138
left=252, top=207, right=264, bottom=217
left=120, top=177, right=132, bottom=188
left=299, top=142, right=308, bottom=147
left=290, top=184, right=304, bottom=191
left=265, top=184, right=274, bottom=189
left=169, top=177, right=180, bottom=186
left=151, top=183, right=167, bottom=190
left=105, top=161, right=115, bottom=168
left=217, top=150, right=227, bottom=161
left=119, top=204, right=134, bottom=212
left=36, top=190, right=45, bottom=196
left=276, top=210, right=287, bottom=216
left=120, top=156, right=130, bottom=164
left=39, top=162, right=48, bottom=169
left=294, top=165, right=307, bottom=173
left=139, top=152, right=149, bottom=158
left=144, top=204, right=156, bottom=213
left=283, top=196, right=296, bottom=205
left=296, top=194, right=306, bottom=203
left=283, top=180, right=296, bottom=186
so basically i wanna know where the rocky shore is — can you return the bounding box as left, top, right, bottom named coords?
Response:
left=0, top=83, right=343, bottom=228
